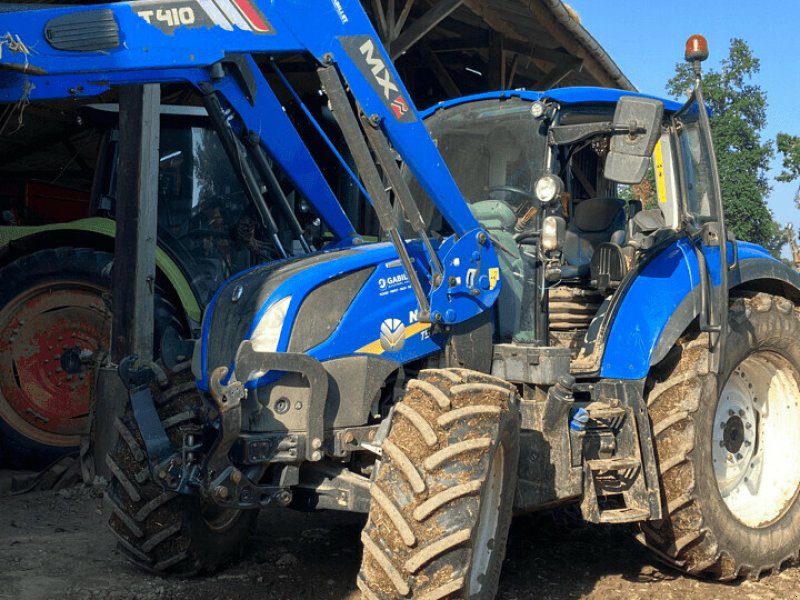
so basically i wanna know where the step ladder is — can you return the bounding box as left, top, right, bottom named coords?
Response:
left=579, top=401, right=658, bottom=524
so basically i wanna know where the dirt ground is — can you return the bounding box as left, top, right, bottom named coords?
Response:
left=1, top=483, right=799, bottom=600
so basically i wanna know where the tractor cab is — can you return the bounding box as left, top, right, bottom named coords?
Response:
left=412, top=88, right=690, bottom=355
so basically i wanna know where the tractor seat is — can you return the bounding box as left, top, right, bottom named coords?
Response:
left=561, top=197, right=626, bottom=279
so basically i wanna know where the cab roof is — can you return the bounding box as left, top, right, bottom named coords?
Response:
left=420, top=87, right=684, bottom=118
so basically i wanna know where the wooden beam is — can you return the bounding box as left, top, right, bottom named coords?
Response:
left=390, top=0, right=464, bottom=60
left=488, top=31, right=504, bottom=90
left=537, top=62, right=578, bottom=90
left=93, top=83, right=160, bottom=481
left=428, top=35, right=488, bottom=53
left=506, top=52, right=521, bottom=90
left=462, top=0, right=526, bottom=43
left=393, top=0, right=415, bottom=40
left=571, top=162, right=596, bottom=198
left=387, top=0, right=395, bottom=39
left=524, top=0, right=617, bottom=88
left=503, top=39, right=582, bottom=68
left=111, top=84, right=160, bottom=362
left=420, top=42, right=461, bottom=99
left=371, top=0, right=389, bottom=41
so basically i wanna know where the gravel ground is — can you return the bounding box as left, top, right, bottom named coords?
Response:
left=1, top=484, right=799, bottom=600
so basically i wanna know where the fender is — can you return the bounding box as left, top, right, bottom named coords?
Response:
left=594, top=239, right=800, bottom=380
left=0, top=217, right=202, bottom=323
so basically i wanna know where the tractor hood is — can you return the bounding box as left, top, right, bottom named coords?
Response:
left=198, top=242, right=445, bottom=391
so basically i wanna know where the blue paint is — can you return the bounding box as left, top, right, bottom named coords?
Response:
left=544, top=87, right=684, bottom=113
left=200, top=241, right=451, bottom=391
left=600, top=239, right=781, bottom=379
left=0, top=0, right=503, bottom=341
left=420, top=86, right=684, bottom=120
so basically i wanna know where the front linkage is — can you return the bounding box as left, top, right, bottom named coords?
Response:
left=118, top=344, right=331, bottom=511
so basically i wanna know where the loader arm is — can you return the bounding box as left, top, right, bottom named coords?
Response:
left=0, top=0, right=500, bottom=325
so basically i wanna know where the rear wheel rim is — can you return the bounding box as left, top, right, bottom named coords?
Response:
left=468, top=445, right=505, bottom=596
left=713, top=351, right=800, bottom=527
left=0, top=281, right=109, bottom=447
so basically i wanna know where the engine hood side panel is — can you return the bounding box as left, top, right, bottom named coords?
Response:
left=199, top=242, right=443, bottom=390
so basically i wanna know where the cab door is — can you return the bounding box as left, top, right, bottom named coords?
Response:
left=671, top=90, right=734, bottom=371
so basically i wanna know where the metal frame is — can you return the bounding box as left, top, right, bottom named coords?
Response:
left=0, top=0, right=500, bottom=326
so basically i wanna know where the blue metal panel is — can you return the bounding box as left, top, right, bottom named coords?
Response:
left=418, top=87, right=684, bottom=121
left=600, top=239, right=778, bottom=379
left=303, top=248, right=446, bottom=362
left=544, top=87, right=684, bottom=113
left=198, top=241, right=447, bottom=391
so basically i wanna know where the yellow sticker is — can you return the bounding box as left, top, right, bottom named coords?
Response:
left=653, top=139, right=667, bottom=205
left=488, top=267, right=500, bottom=290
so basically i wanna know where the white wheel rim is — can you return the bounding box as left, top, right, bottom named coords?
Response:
left=468, top=445, right=505, bottom=597
left=714, top=352, right=800, bottom=527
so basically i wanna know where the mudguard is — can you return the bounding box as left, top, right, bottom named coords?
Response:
left=598, top=238, right=800, bottom=380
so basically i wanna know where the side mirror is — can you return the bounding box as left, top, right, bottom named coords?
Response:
left=604, top=96, right=664, bottom=184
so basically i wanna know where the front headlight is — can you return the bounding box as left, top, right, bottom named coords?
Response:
left=534, top=174, right=564, bottom=205
left=541, top=215, right=566, bottom=252
left=250, top=296, right=292, bottom=353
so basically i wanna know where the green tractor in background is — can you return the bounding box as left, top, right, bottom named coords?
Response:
left=0, top=103, right=326, bottom=467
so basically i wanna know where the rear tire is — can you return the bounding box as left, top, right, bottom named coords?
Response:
left=358, top=368, right=520, bottom=599
left=0, top=247, right=185, bottom=469
left=639, top=293, right=800, bottom=579
left=0, top=248, right=112, bottom=468
left=105, top=362, right=258, bottom=575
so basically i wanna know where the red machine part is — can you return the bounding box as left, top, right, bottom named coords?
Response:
left=0, top=281, right=110, bottom=447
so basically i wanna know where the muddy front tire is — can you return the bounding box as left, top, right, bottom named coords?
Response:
left=639, top=293, right=800, bottom=579
left=358, top=368, right=520, bottom=599
left=105, top=363, right=258, bottom=576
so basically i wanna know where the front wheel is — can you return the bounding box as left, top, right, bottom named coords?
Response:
left=106, top=363, right=258, bottom=575
left=358, top=368, right=520, bottom=599
left=639, top=293, right=800, bottom=579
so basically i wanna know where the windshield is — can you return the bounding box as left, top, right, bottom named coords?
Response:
left=673, top=93, right=717, bottom=229
left=406, top=97, right=548, bottom=232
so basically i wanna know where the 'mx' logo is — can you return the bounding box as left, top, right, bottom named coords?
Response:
left=359, top=39, right=399, bottom=99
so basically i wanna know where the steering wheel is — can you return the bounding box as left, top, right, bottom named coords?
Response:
left=488, top=186, right=536, bottom=213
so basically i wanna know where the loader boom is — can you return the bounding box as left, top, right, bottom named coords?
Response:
left=0, top=0, right=499, bottom=324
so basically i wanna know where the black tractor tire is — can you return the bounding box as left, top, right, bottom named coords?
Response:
left=639, top=293, right=800, bottom=580
left=0, top=247, right=185, bottom=469
left=358, top=368, right=520, bottom=600
left=105, top=362, right=258, bottom=576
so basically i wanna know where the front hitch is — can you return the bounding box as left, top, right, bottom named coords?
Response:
left=198, top=341, right=329, bottom=507
left=230, top=340, right=329, bottom=462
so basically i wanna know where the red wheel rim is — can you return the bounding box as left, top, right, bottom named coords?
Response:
left=0, top=281, right=110, bottom=448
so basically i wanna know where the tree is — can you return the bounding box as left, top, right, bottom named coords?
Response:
left=776, top=132, right=800, bottom=187
left=667, top=38, right=782, bottom=254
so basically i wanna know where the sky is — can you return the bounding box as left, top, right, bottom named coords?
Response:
left=567, top=0, right=800, bottom=252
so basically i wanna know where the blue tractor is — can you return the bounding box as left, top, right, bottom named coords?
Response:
left=2, top=2, right=800, bottom=596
